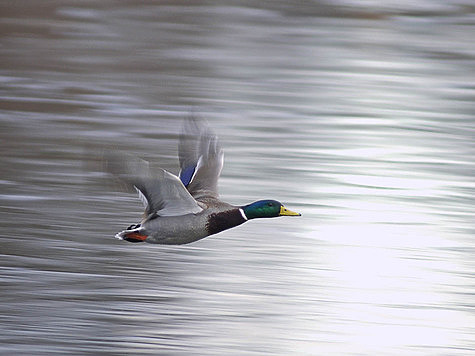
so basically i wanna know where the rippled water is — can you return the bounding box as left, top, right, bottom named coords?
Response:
left=1, top=1, right=474, bottom=355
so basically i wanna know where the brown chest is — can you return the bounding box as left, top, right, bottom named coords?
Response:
left=206, top=209, right=246, bottom=235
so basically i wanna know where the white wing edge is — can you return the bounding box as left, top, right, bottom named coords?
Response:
left=134, top=186, right=149, bottom=209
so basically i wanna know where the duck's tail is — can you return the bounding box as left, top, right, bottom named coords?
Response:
left=115, top=225, right=148, bottom=243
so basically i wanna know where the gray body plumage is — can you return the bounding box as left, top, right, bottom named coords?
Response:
left=140, top=200, right=244, bottom=244
left=141, top=213, right=210, bottom=245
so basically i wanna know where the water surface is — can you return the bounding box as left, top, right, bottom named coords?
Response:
left=1, top=1, right=474, bottom=355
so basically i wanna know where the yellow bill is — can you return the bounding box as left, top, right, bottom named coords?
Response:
left=279, top=205, right=301, bottom=216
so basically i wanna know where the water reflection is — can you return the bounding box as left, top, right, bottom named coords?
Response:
left=1, top=1, right=474, bottom=355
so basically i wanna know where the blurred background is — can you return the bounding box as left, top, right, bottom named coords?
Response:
left=0, top=1, right=474, bottom=355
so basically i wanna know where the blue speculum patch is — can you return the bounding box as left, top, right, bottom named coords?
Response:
left=180, top=166, right=196, bottom=186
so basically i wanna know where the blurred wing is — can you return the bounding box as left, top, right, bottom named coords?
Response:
left=105, top=152, right=203, bottom=217
left=179, top=117, right=224, bottom=200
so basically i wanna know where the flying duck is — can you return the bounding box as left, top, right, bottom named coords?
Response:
left=111, top=117, right=300, bottom=244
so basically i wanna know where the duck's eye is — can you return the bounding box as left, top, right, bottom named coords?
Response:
left=267, top=203, right=273, bottom=207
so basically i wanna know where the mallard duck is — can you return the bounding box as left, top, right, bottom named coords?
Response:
left=112, top=117, right=300, bottom=245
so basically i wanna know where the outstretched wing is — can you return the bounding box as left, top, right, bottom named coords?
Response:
left=105, top=152, right=203, bottom=217
left=178, top=117, right=224, bottom=200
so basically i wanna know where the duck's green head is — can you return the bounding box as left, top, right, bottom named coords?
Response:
left=241, top=200, right=301, bottom=220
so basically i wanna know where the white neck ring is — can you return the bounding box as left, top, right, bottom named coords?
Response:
left=239, top=208, right=248, bottom=221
